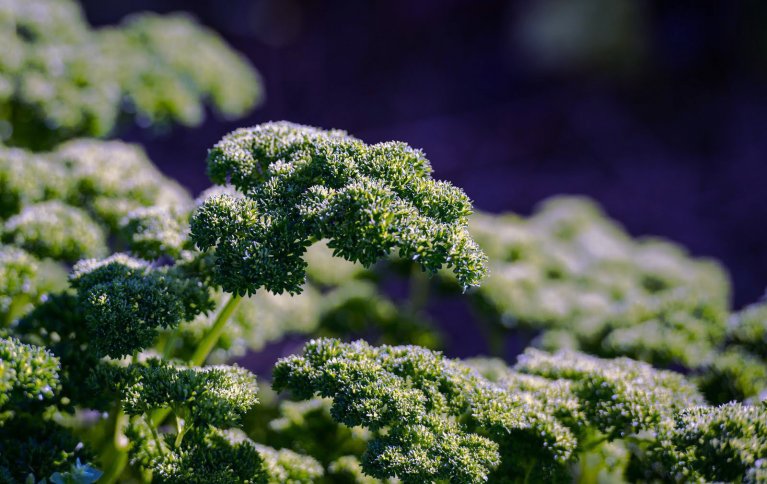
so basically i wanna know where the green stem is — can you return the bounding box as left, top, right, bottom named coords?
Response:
left=190, top=293, right=242, bottom=367
left=161, top=329, right=179, bottom=360
left=582, top=433, right=610, bottom=452
left=100, top=408, right=129, bottom=484
left=4, top=295, right=30, bottom=327
left=174, top=413, right=189, bottom=448
left=150, top=294, right=243, bottom=427
left=147, top=416, right=166, bottom=458
left=101, top=452, right=128, bottom=484
left=150, top=407, right=171, bottom=429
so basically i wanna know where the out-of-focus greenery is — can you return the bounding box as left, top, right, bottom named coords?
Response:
left=696, top=301, right=767, bottom=403
left=0, top=0, right=262, bottom=150
left=465, top=197, right=729, bottom=366
left=0, top=140, right=190, bottom=240
left=449, top=198, right=767, bottom=405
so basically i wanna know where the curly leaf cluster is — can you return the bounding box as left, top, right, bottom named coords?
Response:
left=0, top=0, right=261, bottom=149
left=0, top=416, right=91, bottom=483
left=119, top=206, right=190, bottom=260
left=128, top=424, right=267, bottom=484
left=274, top=338, right=713, bottom=483
left=118, top=358, right=259, bottom=429
left=0, top=337, right=59, bottom=413
left=56, top=139, right=191, bottom=228
left=192, top=121, right=487, bottom=295
left=70, top=254, right=213, bottom=358
left=0, top=147, right=68, bottom=218
left=0, top=0, right=117, bottom=148
left=15, top=292, right=103, bottom=409
left=653, top=403, right=767, bottom=482
left=0, top=140, right=192, bottom=267
left=466, top=196, right=729, bottom=370
left=2, top=201, right=107, bottom=261
left=254, top=443, right=324, bottom=483
left=98, top=13, right=261, bottom=128
left=273, top=338, right=505, bottom=483
left=515, top=348, right=704, bottom=437
left=128, top=419, right=321, bottom=484
left=0, top=246, right=40, bottom=323
left=100, top=357, right=266, bottom=483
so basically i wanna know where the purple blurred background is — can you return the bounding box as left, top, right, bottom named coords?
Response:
left=80, top=0, right=767, bottom=312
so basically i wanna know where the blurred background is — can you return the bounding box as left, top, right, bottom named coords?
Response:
left=79, top=0, right=767, bottom=310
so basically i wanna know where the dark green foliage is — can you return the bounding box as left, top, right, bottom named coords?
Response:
left=2, top=201, right=107, bottom=261
left=254, top=443, right=324, bottom=483
left=515, top=348, right=704, bottom=438
left=0, top=416, right=90, bottom=484
left=192, top=122, right=487, bottom=295
left=119, top=206, right=189, bottom=260
left=0, top=338, right=87, bottom=484
left=696, top=348, right=767, bottom=404
left=265, top=398, right=370, bottom=467
left=471, top=349, right=704, bottom=482
left=273, top=338, right=501, bottom=483
left=191, top=193, right=308, bottom=296
left=274, top=338, right=714, bottom=483
left=102, top=360, right=267, bottom=483
left=70, top=254, right=213, bottom=357
left=118, top=359, right=259, bottom=429
left=74, top=265, right=177, bottom=357
left=653, top=403, right=767, bottom=482
left=128, top=424, right=268, bottom=484
left=127, top=416, right=321, bottom=484
left=15, top=292, right=101, bottom=409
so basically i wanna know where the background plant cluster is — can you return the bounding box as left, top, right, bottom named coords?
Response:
left=1, top=1, right=766, bottom=483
